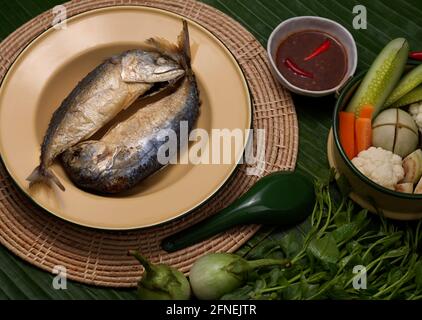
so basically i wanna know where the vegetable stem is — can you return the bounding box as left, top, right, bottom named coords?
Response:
left=373, top=255, right=417, bottom=299
left=128, top=250, right=153, bottom=273
left=317, top=186, right=333, bottom=237
left=246, top=258, right=291, bottom=270
left=258, top=268, right=312, bottom=293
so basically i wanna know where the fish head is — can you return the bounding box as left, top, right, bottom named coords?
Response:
left=121, top=50, right=185, bottom=83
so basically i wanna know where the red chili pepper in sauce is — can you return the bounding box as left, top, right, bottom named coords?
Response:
left=409, top=52, right=422, bottom=61
left=304, top=39, right=331, bottom=61
left=284, top=58, right=314, bottom=78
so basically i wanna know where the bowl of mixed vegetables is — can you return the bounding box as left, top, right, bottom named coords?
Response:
left=330, top=38, right=422, bottom=220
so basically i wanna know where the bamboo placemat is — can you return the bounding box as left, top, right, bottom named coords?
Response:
left=0, top=0, right=298, bottom=287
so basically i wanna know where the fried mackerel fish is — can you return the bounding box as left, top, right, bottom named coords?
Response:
left=27, top=38, right=185, bottom=191
left=62, top=21, right=200, bottom=194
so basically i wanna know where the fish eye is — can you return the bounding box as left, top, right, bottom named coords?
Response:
left=156, top=57, right=168, bottom=65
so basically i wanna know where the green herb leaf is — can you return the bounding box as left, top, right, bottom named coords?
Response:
left=382, top=247, right=409, bottom=259
left=300, top=277, right=320, bottom=299
left=283, top=282, right=302, bottom=300
left=387, top=268, right=404, bottom=284
left=279, top=230, right=305, bottom=258
left=332, top=223, right=358, bottom=244
left=221, top=285, right=253, bottom=300
left=307, top=233, right=340, bottom=271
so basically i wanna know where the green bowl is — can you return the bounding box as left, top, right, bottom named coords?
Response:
left=329, top=61, right=422, bottom=220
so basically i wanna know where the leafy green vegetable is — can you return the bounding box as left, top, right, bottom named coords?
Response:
left=307, top=233, right=340, bottom=270
left=222, top=178, right=422, bottom=300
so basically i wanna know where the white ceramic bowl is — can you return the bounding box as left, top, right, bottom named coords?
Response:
left=267, top=16, right=358, bottom=97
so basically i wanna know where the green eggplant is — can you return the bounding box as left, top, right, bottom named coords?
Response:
left=128, top=250, right=191, bottom=300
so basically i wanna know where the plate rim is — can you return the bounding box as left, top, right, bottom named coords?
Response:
left=0, top=5, right=252, bottom=230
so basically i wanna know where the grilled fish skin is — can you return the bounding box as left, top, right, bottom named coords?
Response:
left=27, top=46, right=185, bottom=191
left=61, top=21, right=200, bottom=194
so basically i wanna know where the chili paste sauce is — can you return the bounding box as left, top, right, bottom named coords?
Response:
left=276, top=31, right=347, bottom=91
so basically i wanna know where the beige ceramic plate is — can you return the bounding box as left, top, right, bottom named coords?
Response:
left=0, top=6, right=251, bottom=230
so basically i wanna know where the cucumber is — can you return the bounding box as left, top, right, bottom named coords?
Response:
left=390, top=85, right=422, bottom=108
left=385, top=64, right=422, bottom=107
left=346, top=38, right=409, bottom=118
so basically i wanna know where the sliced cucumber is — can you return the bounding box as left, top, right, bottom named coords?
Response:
left=346, top=38, right=409, bottom=118
left=385, top=64, right=422, bottom=107
left=390, top=85, right=422, bottom=108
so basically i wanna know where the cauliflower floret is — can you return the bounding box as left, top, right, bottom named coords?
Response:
left=409, top=102, right=422, bottom=132
left=351, top=147, right=404, bottom=190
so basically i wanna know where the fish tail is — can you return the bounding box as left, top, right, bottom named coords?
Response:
left=146, top=36, right=180, bottom=62
left=146, top=20, right=193, bottom=76
left=26, top=165, right=65, bottom=191
left=178, top=20, right=193, bottom=77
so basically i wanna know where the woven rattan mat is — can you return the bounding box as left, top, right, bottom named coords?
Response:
left=0, top=0, right=298, bottom=288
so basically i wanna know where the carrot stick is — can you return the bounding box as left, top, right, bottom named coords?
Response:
left=339, top=112, right=356, bottom=160
left=359, top=104, right=375, bottom=119
left=355, top=118, right=372, bottom=154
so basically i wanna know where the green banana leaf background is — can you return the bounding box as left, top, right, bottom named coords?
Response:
left=0, top=0, right=421, bottom=299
